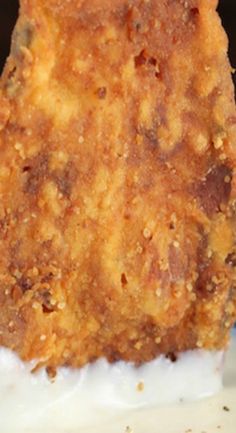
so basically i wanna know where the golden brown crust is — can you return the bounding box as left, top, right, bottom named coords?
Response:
left=0, top=0, right=236, bottom=368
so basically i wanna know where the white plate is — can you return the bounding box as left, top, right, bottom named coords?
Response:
left=2, top=333, right=236, bottom=433
left=82, top=334, right=236, bottom=433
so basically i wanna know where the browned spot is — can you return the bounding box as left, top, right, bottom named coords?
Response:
left=24, top=155, right=78, bottom=198
left=148, top=57, right=157, bottom=67
left=168, top=244, right=187, bottom=282
left=182, top=5, right=199, bottom=26
left=194, top=233, right=214, bottom=299
left=4, top=66, right=18, bottom=93
left=195, top=266, right=217, bottom=299
left=46, top=366, right=57, bottom=381
left=22, top=165, right=31, bottom=173
left=225, top=252, right=236, bottom=267
left=104, top=346, right=122, bottom=363
left=134, top=50, right=146, bottom=68
left=134, top=49, right=158, bottom=77
left=190, top=7, right=199, bottom=18
left=53, top=161, right=78, bottom=198
left=24, top=154, right=49, bottom=195
left=141, top=320, right=158, bottom=338
left=18, top=276, right=33, bottom=293
left=38, top=290, right=55, bottom=314
left=195, top=233, right=217, bottom=299
left=194, top=165, right=232, bottom=216
left=41, top=272, right=54, bottom=283
left=121, top=273, right=128, bottom=287
left=142, top=128, right=158, bottom=147
left=166, top=352, right=178, bottom=362
left=96, top=87, right=107, bottom=99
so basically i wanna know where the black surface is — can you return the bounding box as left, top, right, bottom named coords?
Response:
left=0, top=1, right=235, bottom=76
left=218, top=0, right=236, bottom=86
left=0, top=1, right=19, bottom=73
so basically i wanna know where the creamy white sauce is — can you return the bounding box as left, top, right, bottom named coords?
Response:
left=0, top=347, right=224, bottom=432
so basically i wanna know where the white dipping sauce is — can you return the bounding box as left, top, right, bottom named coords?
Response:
left=0, top=347, right=223, bottom=432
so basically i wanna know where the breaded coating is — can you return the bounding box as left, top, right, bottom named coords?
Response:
left=0, top=0, right=236, bottom=368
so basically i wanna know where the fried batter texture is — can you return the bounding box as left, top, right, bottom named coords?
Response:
left=0, top=0, right=236, bottom=368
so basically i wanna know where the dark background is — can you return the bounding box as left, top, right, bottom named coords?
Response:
left=0, top=0, right=236, bottom=80
left=218, top=0, right=236, bottom=87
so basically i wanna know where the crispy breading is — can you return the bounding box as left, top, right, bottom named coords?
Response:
left=0, top=0, right=236, bottom=368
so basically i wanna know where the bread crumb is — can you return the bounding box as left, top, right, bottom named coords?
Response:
left=196, top=340, right=203, bottom=348
left=186, top=282, right=193, bottom=292
left=224, top=175, right=231, bottom=183
left=136, top=381, right=144, bottom=392
left=143, top=227, right=152, bottom=239
left=134, top=341, right=142, bottom=350
left=213, top=130, right=226, bottom=149
left=46, top=366, right=57, bottom=382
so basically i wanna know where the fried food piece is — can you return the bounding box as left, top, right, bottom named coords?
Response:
left=0, top=0, right=236, bottom=368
